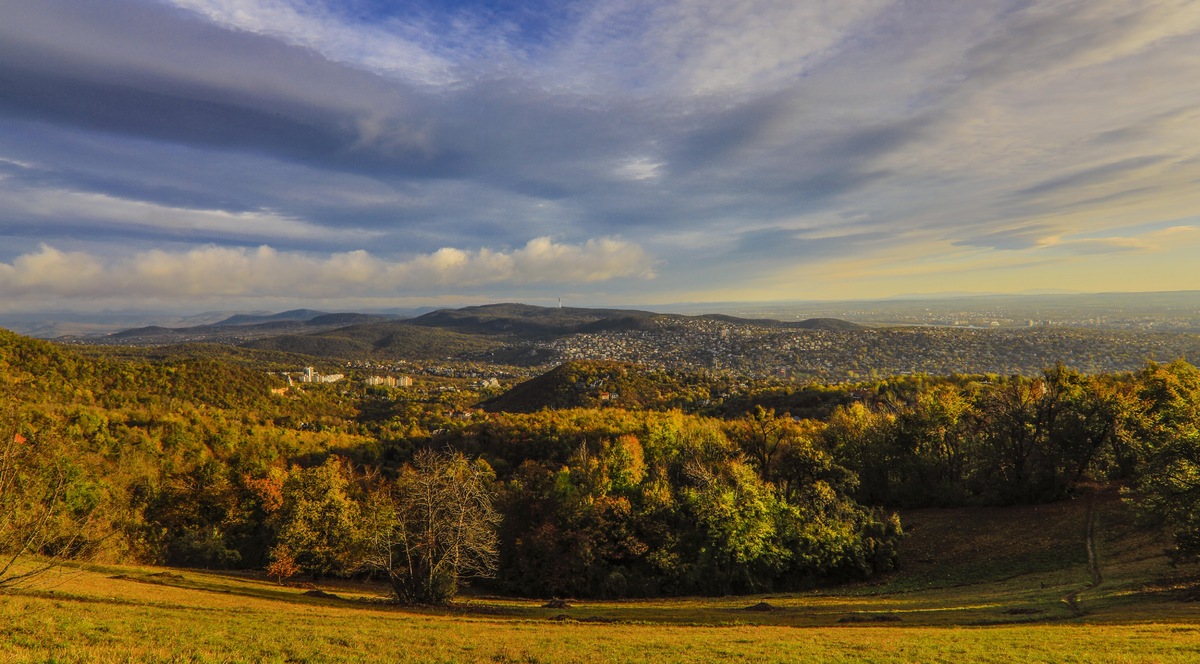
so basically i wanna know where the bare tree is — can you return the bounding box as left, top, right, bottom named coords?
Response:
left=1, top=408, right=97, bottom=587
left=360, top=449, right=500, bottom=604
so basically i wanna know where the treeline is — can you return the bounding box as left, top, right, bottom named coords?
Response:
left=818, top=363, right=1193, bottom=511
left=1, top=331, right=899, bottom=598
left=1, top=329, right=366, bottom=575
left=4, top=328, right=1200, bottom=601
left=449, top=409, right=900, bottom=597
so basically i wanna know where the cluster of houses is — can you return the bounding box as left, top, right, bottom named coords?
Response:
left=270, top=367, right=415, bottom=390
left=364, top=375, right=413, bottom=387
left=297, top=367, right=344, bottom=384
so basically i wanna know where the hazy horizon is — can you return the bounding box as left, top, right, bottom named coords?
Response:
left=3, top=287, right=1200, bottom=318
left=4, top=288, right=1199, bottom=341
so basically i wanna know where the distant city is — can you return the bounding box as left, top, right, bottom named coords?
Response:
left=5, top=291, right=1200, bottom=383
left=4, top=290, right=1199, bottom=339
left=661, top=291, right=1200, bottom=333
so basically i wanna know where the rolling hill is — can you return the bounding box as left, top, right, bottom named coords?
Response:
left=479, top=360, right=686, bottom=412
left=409, top=303, right=863, bottom=337
left=91, top=312, right=401, bottom=345
left=406, top=303, right=662, bottom=337
left=242, top=322, right=505, bottom=361
left=87, top=302, right=876, bottom=368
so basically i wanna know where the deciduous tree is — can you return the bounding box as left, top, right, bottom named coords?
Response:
left=362, top=449, right=500, bottom=604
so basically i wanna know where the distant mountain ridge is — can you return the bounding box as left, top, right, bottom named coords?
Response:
left=241, top=322, right=507, bottom=361
left=406, top=303, right=863, bottom=337
left=215, top=309, right=331, bottom=326
left=85, top=303, right=868, bottom=365
left=698, top=314, right=864, bottom=331
left=407, top=303, right=662, bottom=337
left=95, top=312, right=401, bottom=344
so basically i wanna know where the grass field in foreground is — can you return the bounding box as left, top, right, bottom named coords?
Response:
left=3, top=492, right=1199, bottom=663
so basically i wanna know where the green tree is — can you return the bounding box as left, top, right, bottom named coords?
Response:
left=823, top=402, right=895, bottom=504
left=146, top=458, right=244, bottom=568
left=726, top=406, right=798, bottom=483
left=269, top=457, right=362, bottom=579
left=1129, top=360, right=1200, bottom=562
left=676, top=458, right=787, bottom=594
left=1132, top=427, right=1200, bottom=561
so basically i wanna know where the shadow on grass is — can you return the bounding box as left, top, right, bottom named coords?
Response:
left=9, top=492, right=1195, bottom=630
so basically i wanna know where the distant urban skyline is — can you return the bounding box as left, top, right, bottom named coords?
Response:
left=2, top=1, right=1200, bottom=313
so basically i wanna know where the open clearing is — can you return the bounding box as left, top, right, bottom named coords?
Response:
left=3, top=492, right=1199, bottom=663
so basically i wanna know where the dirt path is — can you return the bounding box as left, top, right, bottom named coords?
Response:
left=1063, top=496, right=1103, bottom=616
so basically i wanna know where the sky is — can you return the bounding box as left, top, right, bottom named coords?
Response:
left=2, top=0, right=1200, bottom=313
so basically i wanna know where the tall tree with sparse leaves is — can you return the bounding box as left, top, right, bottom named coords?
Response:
left=361, top=449, right=500, bottom=604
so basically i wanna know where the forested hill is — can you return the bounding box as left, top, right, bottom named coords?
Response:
left=1, top=328, right=286, bottom=412
left=241, top=322, right=505, bottom=361
left=67, top=302, right=1200, bottom=379
left=6, top=322, right=1200, bottom=603
left=406, top=303, right=662, bottom=337
left=480, top=360, right=695, bottom=412
left=237, top=304, right=867, bottom=364
left=698, top=314, right=864, bottom=331
left=408, top=303, right=864, bottom=337
left=214, top=309, right=331, bottom=326
left=97, top=312, right=398, bottom=345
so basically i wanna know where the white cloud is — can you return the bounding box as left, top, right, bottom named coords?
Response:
left=640, top=0, right=894, bottom=95
left=0, top=155, right=37, bottom=170
left=6, top=0, right=1200, bottom=303
left=0, top=238, right=656, bottom=302
left=0, top=181, right=362, bottom=242
left=159, top=0, right=897, bottom=97
left=614, top=157, right=664, bottom=181
left=162, top=0, right=457, bottom=84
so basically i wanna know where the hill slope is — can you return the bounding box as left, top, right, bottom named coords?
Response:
left=216, top=309, right=331, bottom=326
left=411, top=304, right=864, bottom=337
left=2, top=491, right=1195, bottom=663
left=481, top=360, right=694, bottom=412
left=242, top=322, right=504, bottom=361
left=92, top=313, right=400, bottom=345
left=408, top=303, right=661, bottom=337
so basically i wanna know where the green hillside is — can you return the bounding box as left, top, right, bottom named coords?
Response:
left=242, top=322, right=504, bottom=360
left=480, top=360, right=694, bottom=412
left=408, top=303, right=661, bottom=338
left=6, top=324, right=1200, bottom=638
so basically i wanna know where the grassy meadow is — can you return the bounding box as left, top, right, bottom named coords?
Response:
left=3, top=492, right=1199, bottom=663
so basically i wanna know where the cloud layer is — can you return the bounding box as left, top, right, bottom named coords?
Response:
left=0, top=238, right=653, bottom=305
left=2, top=0, right=1199, bottom=310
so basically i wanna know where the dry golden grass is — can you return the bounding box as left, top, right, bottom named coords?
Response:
left=3, top=492, right=1199, bottom=663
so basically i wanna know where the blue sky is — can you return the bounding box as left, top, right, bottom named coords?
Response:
left=1, top=0, right=1199, bottom=313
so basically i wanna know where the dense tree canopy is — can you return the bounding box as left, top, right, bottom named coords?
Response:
left=3, top=328, right=1200, bottom=601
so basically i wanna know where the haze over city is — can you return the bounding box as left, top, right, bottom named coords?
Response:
left=2, top=0, right=1200, bottom=314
